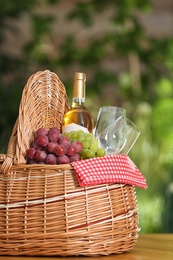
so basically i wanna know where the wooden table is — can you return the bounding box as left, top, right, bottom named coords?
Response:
left=0, top=234, right=172, bottom=260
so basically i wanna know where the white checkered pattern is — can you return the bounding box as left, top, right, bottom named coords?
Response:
left=71, top=154, right=147, bottom=189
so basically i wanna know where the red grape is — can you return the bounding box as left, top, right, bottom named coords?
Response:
left=37, top=135, right=49, bottom=147
left=69, top=154, right=81, bottom=163
left=66, top=144, right=77, bottom=156
left=36, top=127, right=48, bottom=137
left=26, top=147, right=36, bottom=159
left=48, top=127, right=60, bottom=134
left=31, top=138, right=42, bottom=149
left=27, top=127, right=89, bottom=165
left=47, top=141, right=57, bottom=153
left=54, top=145, right=66, bottom=156
left=58, top=135, right=70, bottom=147
left=72, top=141, right=83, bottom=153
left=45, top=154, right=57, bottom=164
left=48, top=131, right=60, bottom=142
left=57, top=155, right=69, bottom=164
left=34, top=150, right=47, bottom=162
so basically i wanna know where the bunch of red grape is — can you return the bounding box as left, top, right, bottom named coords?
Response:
left=26, top=127, right=83, bottom=164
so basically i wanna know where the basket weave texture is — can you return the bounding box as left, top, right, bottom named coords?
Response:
left=0, top=70, right=139, bottom=256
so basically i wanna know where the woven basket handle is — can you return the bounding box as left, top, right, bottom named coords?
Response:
left=0, top=70, right=70, bottom=174
left=0, top=118, right=18, bottom=173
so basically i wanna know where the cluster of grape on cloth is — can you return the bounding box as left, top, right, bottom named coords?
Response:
left=26, top=127, right=106, bottom=165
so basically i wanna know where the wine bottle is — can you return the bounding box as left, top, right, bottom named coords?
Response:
left=62, top=72, right=94, bottom=133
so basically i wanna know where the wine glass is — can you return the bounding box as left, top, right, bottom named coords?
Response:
left=96, top=116, right=126, bottom=155
left=120, top=118, right=141, bottom=155
left=94, top=106, right=126, bottom=138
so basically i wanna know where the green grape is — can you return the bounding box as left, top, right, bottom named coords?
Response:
left=86, top=149, right=95, bottom=158
left=77, top=130, right=85, bottom=138
left=82, top=141, right=90, bottom=149
left=81, top=149, right=89, bottom=159
left=63, top=130, right=106, bottom=159
left=96, top=148, right=106, bottom=157
left=90, top=143, right=98, bottom=151
left=63, top=132, right=70, bottom=139
left=84, top=133, right=93, bottom=142
left=71, top=131, right=78, bottom=139
left=77, top=135, right=85, bottom=143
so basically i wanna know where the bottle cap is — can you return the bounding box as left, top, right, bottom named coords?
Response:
left=73, top=72, right=86, bottom=81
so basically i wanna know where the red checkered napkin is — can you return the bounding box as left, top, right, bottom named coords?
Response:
left=71, top=154, right=147, bottom=189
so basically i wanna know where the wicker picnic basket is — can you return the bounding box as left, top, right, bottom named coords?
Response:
left=0, top=70, right=140, bottom=256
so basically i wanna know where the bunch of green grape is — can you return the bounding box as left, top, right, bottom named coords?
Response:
left=64, top=130, right=106, bottom=159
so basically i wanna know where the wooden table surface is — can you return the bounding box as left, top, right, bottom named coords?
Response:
left=0, top=234, right=172, bottom=260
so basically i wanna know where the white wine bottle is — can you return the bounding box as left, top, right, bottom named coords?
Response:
left=62, top=72, right=94, bottom=133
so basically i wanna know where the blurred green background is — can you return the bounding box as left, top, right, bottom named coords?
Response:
left=0, top=0, right=173, bottom=233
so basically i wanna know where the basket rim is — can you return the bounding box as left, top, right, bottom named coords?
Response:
left=0, top=154, right=73, bottom=172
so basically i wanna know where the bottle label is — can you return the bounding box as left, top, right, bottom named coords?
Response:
left=62, top=123, right=89, bottom=134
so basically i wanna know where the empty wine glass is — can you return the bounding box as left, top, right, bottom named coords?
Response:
left=120, top=118, right=141, bottom=155
left=94, top=106, right=126, bottom=138
left=97, top=116, right=126, bottom=155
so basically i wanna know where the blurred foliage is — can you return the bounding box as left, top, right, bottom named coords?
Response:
left=0, top=0, right=173, bottom=232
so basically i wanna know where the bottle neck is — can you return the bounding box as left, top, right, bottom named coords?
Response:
left=72, top=72, right=86, bottom=108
